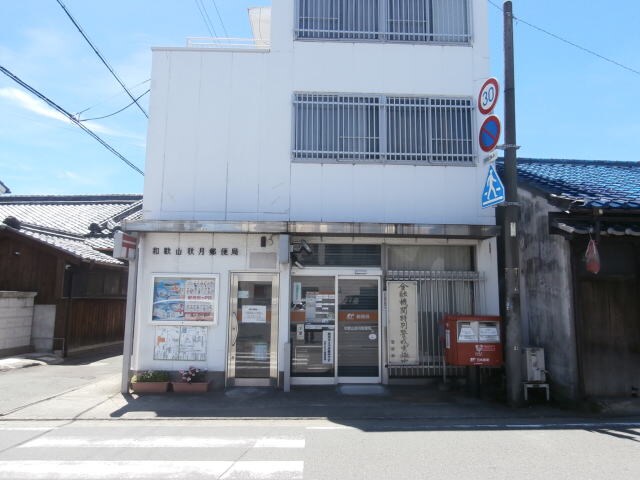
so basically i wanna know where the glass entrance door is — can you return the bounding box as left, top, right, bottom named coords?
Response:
left=337, top=278, right=380, bottom=381
left=289, top=274, right=380, bottom=384
left=227, top=273, right=279, bottom=387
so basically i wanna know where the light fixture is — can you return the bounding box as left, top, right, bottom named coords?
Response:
left=289, top=240, right=313, bottom=268
left=299, top=239, right=312, bottom=255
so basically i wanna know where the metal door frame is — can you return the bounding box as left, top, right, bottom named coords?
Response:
left=289, top=268, right=382, bottom=385
left=227, top=272, right=279, bottom=387
left=336, top=275, right=382, bottom=384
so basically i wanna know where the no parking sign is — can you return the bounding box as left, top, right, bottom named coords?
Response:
left=479, top=115, right=501, bottom=153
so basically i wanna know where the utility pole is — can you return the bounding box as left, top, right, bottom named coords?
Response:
left=502, top=1, right=523, bottom=406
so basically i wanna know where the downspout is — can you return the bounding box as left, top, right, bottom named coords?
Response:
left=63, top=263, right=74, bottom=357
left=120, top=236, right=139, bottom=394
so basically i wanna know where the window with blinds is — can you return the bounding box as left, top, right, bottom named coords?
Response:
left=293, top=93, right=474, bottom=165
left=296, top=0, right=471, bottom=44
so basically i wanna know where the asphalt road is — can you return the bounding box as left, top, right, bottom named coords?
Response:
left=0, top=349, right=122, bottom=417
left=0, top=418, right=638, bottom=479
left=0, top=349, right=639, bottom=479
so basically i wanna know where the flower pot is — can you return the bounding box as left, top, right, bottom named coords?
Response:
left=171, top=381, right=209, bottom=393
left=130, top=381, right=170, bottom=394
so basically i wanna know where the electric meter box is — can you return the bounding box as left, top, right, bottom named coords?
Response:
left=443, top=315, right=503, bottom=367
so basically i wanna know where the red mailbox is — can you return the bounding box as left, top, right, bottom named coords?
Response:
left=443, top=315, right=503, bottom=367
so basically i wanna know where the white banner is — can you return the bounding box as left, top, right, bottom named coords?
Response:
left=387, top=281, right=419, bottom=366
left=322, top=330, right=334, bottom=365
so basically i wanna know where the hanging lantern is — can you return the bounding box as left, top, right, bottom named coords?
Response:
left=585, top=239, right=600, bottom=274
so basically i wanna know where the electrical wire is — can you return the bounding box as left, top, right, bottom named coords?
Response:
left=55, top=0, right=149, bottom=118
left=0, top=64, right=144, bottom=176
left=75, top=78, right=150, bottom=117
left=210, top=0, right=229, bottom=37
left=194, top=0, right=218, bottom=37
left=487, top=0, right=640, bottom=77
left=79, top=89, right=150, bottom=122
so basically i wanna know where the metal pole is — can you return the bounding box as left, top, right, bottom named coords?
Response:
left=120, top=248, right=138, bottom=394
left=503, top=1, right=523, bottom=406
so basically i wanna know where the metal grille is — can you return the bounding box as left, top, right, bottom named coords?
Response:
left=293, top=94, right=380, bottom=161
left=294, top=94, right=473, bottom=164
left=296, top=0, right=471, bottom=44
left=386, top=270, right=485, bottom=377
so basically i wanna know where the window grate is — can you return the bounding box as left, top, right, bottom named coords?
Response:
left=293, top=93, right=474, bottom=165
left=296, top=0, right=471, bottom=44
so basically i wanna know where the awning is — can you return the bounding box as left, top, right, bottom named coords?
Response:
left=122, top=219, right=500, bottom=239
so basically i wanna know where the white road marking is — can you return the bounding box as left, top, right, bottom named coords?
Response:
left=0, top=427, right=57, bottom=431
left=222, top=461, right=304, bottom=479
left=20, top=436, right=305, bottom=449
left=305, top=426, right=352, bottom=430
left=0, top=461, right=303, bottom=479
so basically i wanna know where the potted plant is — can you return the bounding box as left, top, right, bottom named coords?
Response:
left=171, top=366, right=209, bottom=393
left=130, top=370, right=171, bottom=394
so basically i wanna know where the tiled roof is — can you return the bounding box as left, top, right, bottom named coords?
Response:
left=498, top=158, right=640, bottom=210
left=0, top=194, right=142, bottom=266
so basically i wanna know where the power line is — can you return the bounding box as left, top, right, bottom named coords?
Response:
left=55, top=0, right=149, bottom=118
left=0, top=64, right=144, bottom=176
left=487, top=0, right=640, bottom=77
left=79, top=89, right=150, bottom=122
left=210, top=0, right=229, bottom=37
left=76, top=78, right=150, bottom=117
left=194, top=0, right=218, bottom=37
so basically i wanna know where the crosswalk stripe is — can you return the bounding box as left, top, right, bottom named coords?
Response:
left=0, top=460, right=304, bottom=480
left=19, top=436, right=305, bottom=449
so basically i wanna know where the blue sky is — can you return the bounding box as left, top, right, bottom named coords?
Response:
left=0, top=0, right=638, bottom=195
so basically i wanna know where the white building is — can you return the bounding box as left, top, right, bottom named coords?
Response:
left=125, top=0, right=500, bottom=389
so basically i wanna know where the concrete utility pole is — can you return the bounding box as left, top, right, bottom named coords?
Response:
left=502, top=1, right=523, bottom=406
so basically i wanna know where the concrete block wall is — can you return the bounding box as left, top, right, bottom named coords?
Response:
left=32, top=305, right=56, bottom=352
left=0, top=291, right=37, bottom=356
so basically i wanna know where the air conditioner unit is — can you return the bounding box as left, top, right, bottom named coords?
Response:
left=523, top=347, right=546, bottom=383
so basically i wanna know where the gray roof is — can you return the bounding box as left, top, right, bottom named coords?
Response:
left=0, top=194, right=142, bottom=266
left=0, top=180, right=9, bottom=194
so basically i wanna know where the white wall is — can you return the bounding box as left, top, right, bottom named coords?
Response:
left=131, top=233, right=286, bottom=374
left=0, top=291, right=36, bottom=354
left=142, top=0, right=494, bottom=226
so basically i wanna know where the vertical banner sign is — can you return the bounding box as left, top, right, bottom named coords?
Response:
left=322, top=330, right=334, bottom=365
left=387, top=281, right=419, bottom=366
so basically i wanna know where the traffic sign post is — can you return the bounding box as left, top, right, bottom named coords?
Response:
left=478, top=77, right=500, bottom=115
left=479, top=115, right=501, bottom=153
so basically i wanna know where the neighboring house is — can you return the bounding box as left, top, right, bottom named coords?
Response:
left=502, top=158, right=640, bottom=400
left=0, top=180, right=9, bottom=194
left=0, top=194, right=142, bottom=356
left=124, top=0, right=501, bottom=390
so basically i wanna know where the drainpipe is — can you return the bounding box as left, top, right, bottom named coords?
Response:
left=120, top=240, right=139, bottom=394
left=63, top=263, right=74, bottom=357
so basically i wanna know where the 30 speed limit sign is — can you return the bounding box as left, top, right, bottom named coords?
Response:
left=478, top=78, right=499, bottom=115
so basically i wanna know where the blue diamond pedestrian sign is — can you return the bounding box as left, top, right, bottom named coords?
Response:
left=482, top=164, right=505, bottom=208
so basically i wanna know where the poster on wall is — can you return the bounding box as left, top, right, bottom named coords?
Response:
left=154, top=325, right=208, bottom=361
left=387, top=281, right=420, bottom=366
left=152, top=275, right=218, bottom=324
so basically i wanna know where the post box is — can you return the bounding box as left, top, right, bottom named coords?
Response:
left=443, top=315, right=503, bottom=367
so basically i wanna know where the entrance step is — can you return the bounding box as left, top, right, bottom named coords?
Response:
left=337, top=385, right=389, bottom=396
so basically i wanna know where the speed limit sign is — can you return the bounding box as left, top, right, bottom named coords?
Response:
left=478, top=78, right=499, bottom=115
